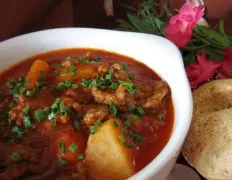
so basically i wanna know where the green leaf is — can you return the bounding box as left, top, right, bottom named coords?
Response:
left=58, top=141, right=66, bottom=154
left=57, top=157, right=67, bottom=166
left=69, top=143, right=78, bottom=153
left=10, top=152, right=21, bottom=161
left=90, top=120, right=102, bottom=135
left=108, top=101, right=117, bottom=116
left=219, top=19, right=226, bottom=36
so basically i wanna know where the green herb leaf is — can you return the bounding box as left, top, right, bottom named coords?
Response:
left=127, top=130, right=144, bottom=143
left=128, top=104, right=136, bottom=112
left=57, top=157, right=67, bottom=166
left=12, top=125, right=24, bottom=138
left=158, top=113, right=165, bottom=121
left=118, top=134, right=133, bottom=148
left=90, top=120, right=102, bottom=135
left=108, top=101, right=117, bottom=116
left=69, top=143, right=78, bottom=153
left=58, top=141, right=66, bottom=154
left=10, top=152, right=21, bottom=161
left=34, top=109, right=47, bottom=122
left=136, top=106, right=145, bottom=116
left=118, top=80, right=138, bottom=94
left=113, top=119, right=120, bottom=127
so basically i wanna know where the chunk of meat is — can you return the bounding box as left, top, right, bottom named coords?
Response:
left=97, top=63, right=109, bottom=76
left=91, top=84, right=134, bottom=106
left=61, top=97, right=81, bottom=112
left=143, top=81, right=170, bottom=109
left=112, top=63, right=131, bottom=82
left=85, top=118, right=134, bottom=180
left=65, top=88, right=93, bottom=104
left=0, top=135, right=54, bottom=179
left=83, top=105, right=108, bottom=127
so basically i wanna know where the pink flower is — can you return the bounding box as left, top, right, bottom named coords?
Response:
left=165, top=2, right=204, bottom=48
left=217, top=48, right=232, bottom=79
left=186, top=52, right=221, bottom=89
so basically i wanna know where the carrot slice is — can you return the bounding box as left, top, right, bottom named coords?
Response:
left=26, top=59, right=49, bottom=89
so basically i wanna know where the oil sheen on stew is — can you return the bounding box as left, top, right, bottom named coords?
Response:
left=0, top=48, right=174, bottom=180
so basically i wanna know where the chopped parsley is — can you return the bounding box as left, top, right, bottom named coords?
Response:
left=113, top=119, right=120, bottom=127
left=53, top=63, right=62, bottom=69
left=56, top=80, right=79, bottom=90
left=23, top=106, right=32, bottom=128
left=48, top=98, right=70, bottom=120
left=90, top=120, right=102, bottom=135
left=127, top=129, right=144, bottom=143
left=78, top=153, right=85, bottom=160
left=10, top=152, right=21, bottom=161
left=57, top=157, right=67, bottom=166
left=124, top=114, right=139, bottom=127
left=128, top=104, right=136, bottom=112
left=118, top=80, right=138, bottom=94
left=12, top=125, right=24, bottom=138
left=136, top=106, right=145, bottom=116
left=69, top=143, right=78, bottom=153
left=63, top=65, right=77, bottom=77
left=33, top=108, right=49, bottom=122
left=158, top=113, right=165, bottom=121
left=118, top=134, right=133, bottom=148
left=58, top=141, right=66, bottom=154
left=78, top=56, right=97, bottom=64
left=8, top=77, right=27, bottom=98
left=108, top=101, right=117, bottom=116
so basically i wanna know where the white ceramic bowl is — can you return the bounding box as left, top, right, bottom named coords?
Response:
left=0, top=28, right=193, bottom=180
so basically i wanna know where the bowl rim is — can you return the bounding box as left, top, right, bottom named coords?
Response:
left=0, top=28, right=193, bottom=180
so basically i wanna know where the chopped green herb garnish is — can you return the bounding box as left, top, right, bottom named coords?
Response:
left=90, top=120, right=102, bottom=135
left=56, top=80, right=78, bottom=90
left=53, top=63, right=62, bottom=69
left=136, top=106, right=145, bottom=116
left=58, top=141, right=65, bottom=154
left=12, top=125, right=24, bottom=138
left=109, top=82, right=119, bottom=90
left=124, top=114, right=139, bottom=127
left=127, top=130, right=144, bottom=143
left=57, top=157, right=67, bottom=166
left=53, top=71, right=60, bottom=76
left=113, top=119, right=120, bottom=127
left=78, top=56, right=97, bottom=64
left=78, top=153, right=85, bottom=160
left=23, top=106, right=32, bottom=128
left=118, top=134, right=133, bottom=148
left=66, top=56, right=73, bottom=61
left=118, top=80, right=138, bottom=94
left=10, top=152, right=21, bottom=161
left=128, top=104, right=136, bottom=112
left=69, top=143, right=78, bottom=153
left=108, top=101, right=117, bottom=116
left=48, top=98, right=70, bottom=121
left=158, top=113, right=165, bottom=121
left=34, top=109, right=47, bottom=122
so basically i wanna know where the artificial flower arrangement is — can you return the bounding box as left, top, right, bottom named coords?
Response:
left=115, top=0, right=232, bottom=89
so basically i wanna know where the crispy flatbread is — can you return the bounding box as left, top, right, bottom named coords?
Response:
left=182, top=79, right=232, bottom=180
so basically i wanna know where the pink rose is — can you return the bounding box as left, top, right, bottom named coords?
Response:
left=186, top=52, right=221, bottom=89
left=165, top=2, right=204, bottom=48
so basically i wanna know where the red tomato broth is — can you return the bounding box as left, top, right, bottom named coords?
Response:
left=0, top=48, right=174, bottom=179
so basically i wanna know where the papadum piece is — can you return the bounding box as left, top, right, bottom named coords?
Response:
left=183, top=79, right=232, bottom=180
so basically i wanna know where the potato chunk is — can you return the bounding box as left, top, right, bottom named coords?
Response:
left=85, top=118, right=134, bottom=180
